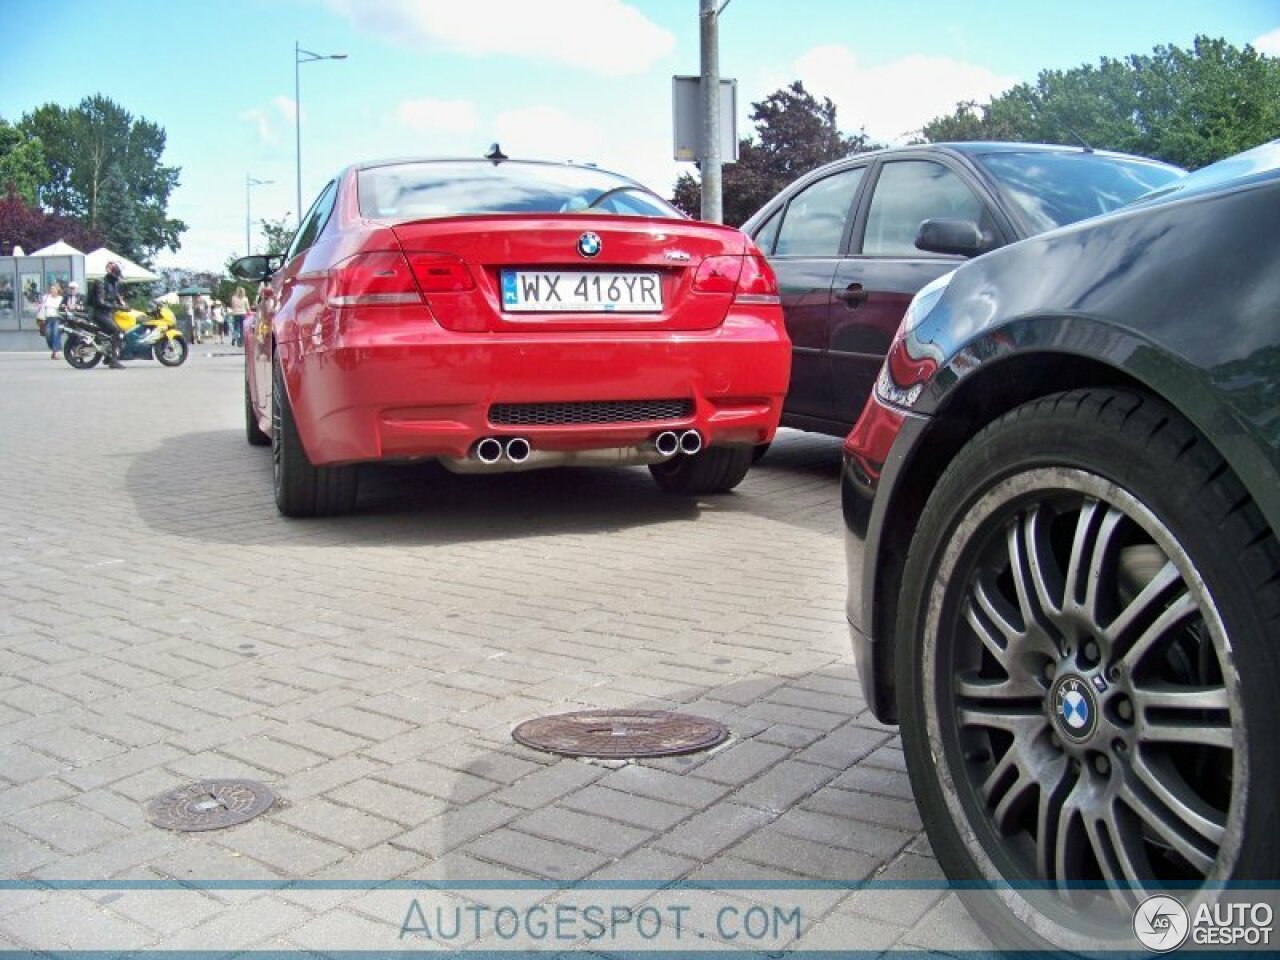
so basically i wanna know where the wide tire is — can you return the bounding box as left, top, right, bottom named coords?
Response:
left=896, top=389, right=1280, bottom=951
left=245, top=375, right=270, bottom=447
left=64, top=337, right=101, bottom=369
left=271, top=357, right=358, bottom=517
left=155, top=335, right=188, bottom=367
left=648, top=445, right=753, bottom=494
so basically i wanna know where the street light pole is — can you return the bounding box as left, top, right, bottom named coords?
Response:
left=295, top=41, right=347, bottom=229
left=699, top=0, right=723, bottom=223
left=246, top=175, right=273, bottom=256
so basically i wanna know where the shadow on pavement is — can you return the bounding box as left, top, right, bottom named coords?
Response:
left=126, top=429, right=702, bottom=546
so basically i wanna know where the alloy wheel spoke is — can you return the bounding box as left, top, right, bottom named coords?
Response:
left=1117, top=777, right=1217, bottom=875
left=1034, top=754, right=1074, bottom=882
left=1070, top=503, right=1126, bottom=624
left=1128, top=750, right=1226, bottom=848
left=1131, top=683, right=1229, bottom=713
left=1138, top=720, right=1232, bottom=750
left=1084, top=814, right=1144, bottom=908
left=1107, top=562, right=1186, bottom=661
left=957, top=706, right=1047, bottom=739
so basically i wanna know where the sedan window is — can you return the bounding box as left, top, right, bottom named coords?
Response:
left=774, top=167, right=865, bottom=257
left=358, top=162, right=680, bottom=220
left=863, top=161, right=985, bottom=257
left=286, top=180, right=337, bottom=263
left=976, top=151, right=1184, bottom=233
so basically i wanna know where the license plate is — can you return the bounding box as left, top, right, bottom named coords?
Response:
left=501, top=270, right=663, bottom=313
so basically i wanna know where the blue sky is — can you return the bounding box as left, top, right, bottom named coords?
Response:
left=3, top=0, right=1277, bottom=270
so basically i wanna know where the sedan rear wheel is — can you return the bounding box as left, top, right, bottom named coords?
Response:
left=649, top=445, right=753, bottom=494
left=896, top=390, right=1278, bottom=951
left=271, top=355, right=358, bottom=517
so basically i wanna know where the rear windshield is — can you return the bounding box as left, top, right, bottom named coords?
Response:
left=358, top=161, right=682, bottom=221
left=976, top=151, right=1184, bottom=233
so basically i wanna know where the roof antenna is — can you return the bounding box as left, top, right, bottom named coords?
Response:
left=485, top=142, right=508, bottom=164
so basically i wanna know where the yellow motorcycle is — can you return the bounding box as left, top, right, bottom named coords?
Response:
left=62, top=303, right=189, bottom=368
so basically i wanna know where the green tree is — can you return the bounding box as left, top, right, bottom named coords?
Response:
left=922, top=36, right=1280, bottom=170
left=95, top=164, right=141, bottom=260
left=257, top=215, right=294, bottom=255
left=19, top=95, right=186, bottom=261
left=672, top=81, right=880, bottom=226
left=0, top=119, right=48, bottom=205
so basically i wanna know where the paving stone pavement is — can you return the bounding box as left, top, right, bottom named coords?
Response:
left=0, top=352, right=994, bottom=953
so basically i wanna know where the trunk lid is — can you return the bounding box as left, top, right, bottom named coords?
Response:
left=389, top=214, right=748, bottom=333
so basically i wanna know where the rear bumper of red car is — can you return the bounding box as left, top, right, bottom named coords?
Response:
left=276, top=309, right=790, bottom=466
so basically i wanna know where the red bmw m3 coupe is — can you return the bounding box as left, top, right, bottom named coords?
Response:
left=232, top=155, right=791, bottom=516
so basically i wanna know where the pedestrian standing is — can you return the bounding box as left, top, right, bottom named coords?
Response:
left=211, top=301, right=226, bottom=344
left=38, top=283, right=64, bottom=359
left=229, top=286, right=250, bottom=348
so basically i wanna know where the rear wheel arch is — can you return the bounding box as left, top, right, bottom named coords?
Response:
left=869, top=351, right=1223, bottom=721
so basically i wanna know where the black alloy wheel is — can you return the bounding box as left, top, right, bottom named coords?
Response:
left=896, top=390, right=1278, bottom=951
left=270, top=355, right=358, bottom=517
left=649, top=445, right=753, bottom=494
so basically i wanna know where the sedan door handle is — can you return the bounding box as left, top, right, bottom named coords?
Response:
left=836, top=282, right=867, bottom=308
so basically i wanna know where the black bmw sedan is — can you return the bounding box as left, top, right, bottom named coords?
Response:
left=742, top=143, right=1183, bottom=438
left=842, top=140, right=1280, bottom=950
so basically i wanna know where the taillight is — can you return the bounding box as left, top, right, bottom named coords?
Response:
left=692, top=255, right=743, bottom=293
left=734, top=252, right=780, bottom=305
left=692, top=253, right=780, bottom=304
left=407, top=253, right=475, bottom=293
left=326, top=251, right=422, bottom=307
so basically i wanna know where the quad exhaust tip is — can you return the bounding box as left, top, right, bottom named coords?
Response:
left=679, top=430, right=703, bottom=455
left=474, top=437, right=504, bottom=464
left=654, top=431, right=680, bottom=457
left=505, top=437, right=531, bottom=464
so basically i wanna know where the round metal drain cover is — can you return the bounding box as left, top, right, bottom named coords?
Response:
left=512, top=710, right=729, bottom=759
left=146, top=780, right=276, bottom=832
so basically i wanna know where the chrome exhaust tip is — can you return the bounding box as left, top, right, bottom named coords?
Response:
left=505, top=437, right=531, bottom=464
left=679, top=430, right=703, bottom=455
left=654, top=431, right=680, bottom=457
left=474, top=437, right=504, bottom=464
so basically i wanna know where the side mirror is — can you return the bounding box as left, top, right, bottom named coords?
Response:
left=915, top=219, right=989, bottom=257
left=229, top=254, right=283, bottom=282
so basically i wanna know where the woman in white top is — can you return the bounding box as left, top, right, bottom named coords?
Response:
left=229, top=287, right=250, bottom=348
left=37, top=283, right=64, bottom=359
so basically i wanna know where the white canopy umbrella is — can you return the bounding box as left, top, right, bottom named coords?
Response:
left=85, top=247, right=159, bottom=283
left=29, top=239, right=84, bottom=256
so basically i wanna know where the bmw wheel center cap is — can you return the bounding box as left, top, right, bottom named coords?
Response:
left=1051, top=674, right=1099, bottom=742
left=577, top=232, right=602, bottom=258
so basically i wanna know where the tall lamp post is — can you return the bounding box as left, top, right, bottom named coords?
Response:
left=246, top=174, right=273, bottom=255
left=295, top=41, right=347, bottom=229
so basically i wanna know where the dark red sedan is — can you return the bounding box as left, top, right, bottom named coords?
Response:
left=233, top=156, right=790, bottom=516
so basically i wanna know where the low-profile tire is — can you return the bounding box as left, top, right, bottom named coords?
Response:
left=271, top=356, right=358, bottom=517
left=245, top=376, right=270, bottom=447
left=155, top=335, right=188, bottom=367
left=895, top=389, right=1279, bottom=951
left=64, top=337, right=101, bottom=369
left=648, top=445, right=753, bottom=494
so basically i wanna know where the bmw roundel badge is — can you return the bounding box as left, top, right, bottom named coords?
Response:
left=577, top=232, right=602, bottom=258
left=1052, top=675, right=1098, bottom=742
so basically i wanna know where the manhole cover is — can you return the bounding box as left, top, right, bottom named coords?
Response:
left=512, top=710, right=729, bottom=759
left=146, top=780, right=276, bottom=832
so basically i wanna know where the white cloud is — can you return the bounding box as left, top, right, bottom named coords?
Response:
left=1254, top=27, right=1280, bottom=56
left=240, top=96, right=299, bottom=144
left=792, top=44, right=1016, bottom=143
left=492, top=105, right=604, bottom=163
left=327, top=0, right=673, bottom=76
left=394, top=98, right=480, bottom=135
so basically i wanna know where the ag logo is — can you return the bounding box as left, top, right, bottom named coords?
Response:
left=577, top=232, right=602, bottom=258
left=1052, top=675, right=1097, bottom=742
left=1133, top=895, right=1190, bottom=952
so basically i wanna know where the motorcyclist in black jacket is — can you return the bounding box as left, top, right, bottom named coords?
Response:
left=90, top=261, right=127, bottom=369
